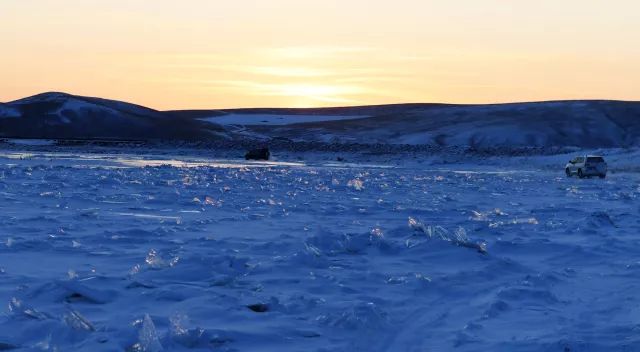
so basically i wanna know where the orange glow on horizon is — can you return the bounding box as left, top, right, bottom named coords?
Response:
left=1, top=1, right=639, bottom=110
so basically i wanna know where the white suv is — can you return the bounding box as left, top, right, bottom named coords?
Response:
left=565, top=155, right=607, bottom=178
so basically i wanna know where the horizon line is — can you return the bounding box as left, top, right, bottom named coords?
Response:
left=3, top=91, right=640, bottom=112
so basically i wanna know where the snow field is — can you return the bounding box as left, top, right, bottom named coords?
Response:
left=0, top=151, right=639, bottom=351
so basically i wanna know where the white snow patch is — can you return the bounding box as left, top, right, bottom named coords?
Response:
left=54, top=99, right=120, bottom=119
left=0, top=105, right=20, bottom=118
left=200, top=113, right=369, bottom=126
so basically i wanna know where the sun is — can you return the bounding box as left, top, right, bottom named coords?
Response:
left=272, top=83, right=361, bottom=107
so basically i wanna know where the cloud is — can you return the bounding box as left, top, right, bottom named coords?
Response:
left=264, top=46, right=374, bottom=59
left=246, top=66, right=331, bottom=78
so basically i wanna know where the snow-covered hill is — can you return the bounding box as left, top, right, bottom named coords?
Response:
left=196, top=101, right=640, bottom=148
left=0, top=92, right=221, bottom=140
left=2, top=93, right=640, bottom=148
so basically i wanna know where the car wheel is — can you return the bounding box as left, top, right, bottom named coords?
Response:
left=565, top=168, right=572, bottom=177
left=578, top=169, right=584, bottom=178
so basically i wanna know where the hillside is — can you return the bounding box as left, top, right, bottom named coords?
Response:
left=0, top=92, right=221, bottom=140
left=2, top=92, right=640, bottom=148
left=192, top=101, right=640, bottom=148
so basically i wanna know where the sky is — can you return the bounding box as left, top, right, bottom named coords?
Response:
left=1, top=0, right=639, bottom=110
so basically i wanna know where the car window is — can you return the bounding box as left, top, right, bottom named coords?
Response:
left=587, top=157, right=604, bottom=163
left=576, top=157, right=584, bottom=163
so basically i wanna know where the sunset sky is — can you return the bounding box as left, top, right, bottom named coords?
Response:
left=1, top=0, right=639, bottom=109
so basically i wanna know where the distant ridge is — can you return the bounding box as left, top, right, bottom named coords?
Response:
left=2, top=92, right=640, bottom=148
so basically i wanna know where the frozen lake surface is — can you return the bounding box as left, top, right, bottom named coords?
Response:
left=1, top=150, right=639, bottom=351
